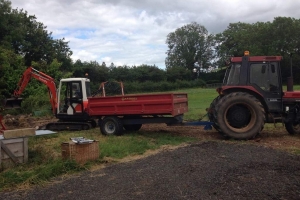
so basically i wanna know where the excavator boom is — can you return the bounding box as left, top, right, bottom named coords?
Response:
left=4, top=67, right=58, bottom=114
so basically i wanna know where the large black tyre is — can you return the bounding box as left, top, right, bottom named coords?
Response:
left=123, top=115, right=142, bottom=132
left=285, top=122, right=300, bottom=135
left=214, top=92, right=265, bottom=140
left=208, top=96, right=222, bottom=132
left=100, top=116, right=123, bottom=136
left=123, top=124, right=142, bottom=131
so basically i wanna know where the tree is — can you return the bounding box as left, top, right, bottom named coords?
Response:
left=165, top=22, right=215, bottom=74
left=0, top=0, right=74, bottom=100
left=215, top=22, right=254, bottom=58
left=0, top=1, right=72, bottom=68
left=215, top=17, right=300, bottom=82
left=166, top=66, right=191, bottom=82
left=51, top=38, right=73, bottom=71
left=0, top=46, right=24, bottom=98
left=0, top=0, right=12, bottom=44
left=129, top=65, right=165, bottom=82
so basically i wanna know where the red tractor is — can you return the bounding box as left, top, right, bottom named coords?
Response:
left=209, top=51, right=300, bottom=140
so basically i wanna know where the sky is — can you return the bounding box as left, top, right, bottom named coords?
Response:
left=9, top=0, right=300, bottom=69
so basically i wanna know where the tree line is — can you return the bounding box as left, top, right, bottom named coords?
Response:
left=1, top=0, right=300, bottom=112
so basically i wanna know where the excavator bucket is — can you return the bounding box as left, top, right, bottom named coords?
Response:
left=3, top=98, right=23, bottom=109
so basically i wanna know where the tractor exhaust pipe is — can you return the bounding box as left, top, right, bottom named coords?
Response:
left=2, top=98, right=23, bottom=109
left=287, top=53, right=294, bottom=92
left=287, top=77, right=293, bottom=92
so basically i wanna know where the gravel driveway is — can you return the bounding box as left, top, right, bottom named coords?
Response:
left=1, top=141, right=300, bottom=200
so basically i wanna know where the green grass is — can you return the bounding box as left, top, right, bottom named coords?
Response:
left=0, top=125, right=197, bottom=190
left=177, top=88, right=217, bottom=121
left=100, top=132, right=194, bottom=159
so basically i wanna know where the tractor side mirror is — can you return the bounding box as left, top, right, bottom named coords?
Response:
left=271, top=64, right=276, bottom=73
left=261, top=65, right=266, bottom=73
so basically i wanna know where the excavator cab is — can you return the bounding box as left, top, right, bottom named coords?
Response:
left=57, top=78, right=90, bottom=116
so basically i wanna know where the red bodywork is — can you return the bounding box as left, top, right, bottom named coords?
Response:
left=13, top=67, right=57, bottom=114
left=283, top=91, right=300, bottom=102
left=217, top=85, right=263, bottom=97
left=231, top=56, right=282, bottom=62
left=87, top=93, right=188, bottom=116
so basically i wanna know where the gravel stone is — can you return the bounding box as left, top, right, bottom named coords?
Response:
left=1, top=141, right=300, bottom=200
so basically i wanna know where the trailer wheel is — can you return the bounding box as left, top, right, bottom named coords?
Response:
left=214, top=92, right=265, bottom=140
left=208, top=96, right=222, bottom=132
left=123, top=124, right=142, bottom=131
left=100, top=116, right=123, bottom=136
left=123, top=115, right=142, bottom=132
left=285, top=122, right=300, bottom=134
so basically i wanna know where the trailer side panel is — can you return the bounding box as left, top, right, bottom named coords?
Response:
left=87, top=93, right=188, bottom=116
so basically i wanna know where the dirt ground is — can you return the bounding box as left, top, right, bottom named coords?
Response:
left=1, top=114, right=55, bottom=131
left=143, top=123, right=300, bottom=154
left=1, top=115, right=300, bottom=199
left=2, top=113, right=300, bottom=152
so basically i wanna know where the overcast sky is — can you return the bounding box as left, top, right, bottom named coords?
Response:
left=10, top=0, right=300, bottom=69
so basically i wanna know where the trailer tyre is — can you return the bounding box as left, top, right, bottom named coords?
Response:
left=100, top=116, right=123, bottom=136
left=123, top=124, right=142, bottom=131
left=285, top=122, right=300, bottom=135
left=214, top=92, right=265, bottom=140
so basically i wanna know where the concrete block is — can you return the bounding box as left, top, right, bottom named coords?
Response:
left=3, top=128, right=35, bottom=139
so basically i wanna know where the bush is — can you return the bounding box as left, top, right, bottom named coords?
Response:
left=206, top=80, right=221, bottom=84
left=159, top=81, right=173, bottom=91
left=21, top=93, right=51, bottom=114
left=123, top=79, right=206, bottom=94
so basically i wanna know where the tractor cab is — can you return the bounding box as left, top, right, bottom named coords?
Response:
left=221, top=51, right=283, bottom=113
left=57, top=78, right=91, bottom=118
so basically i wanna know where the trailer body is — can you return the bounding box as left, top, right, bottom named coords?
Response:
left=85, top=92, right=190, bottom=135
left=87, top=93, right=188, bottom=116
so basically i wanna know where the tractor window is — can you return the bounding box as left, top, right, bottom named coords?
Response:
left=224, top=63, right=241, bottom=85
left=250, top=63, right=279, bottom=92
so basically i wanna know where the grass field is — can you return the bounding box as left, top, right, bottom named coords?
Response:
left=177, top=88, right=217, bottom=121
left=2, top=86, right=300, bottom=191
left=0, top=87, right=218, bottom=191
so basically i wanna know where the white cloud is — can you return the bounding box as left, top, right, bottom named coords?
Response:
left=10, top=0, right=300, bottom=68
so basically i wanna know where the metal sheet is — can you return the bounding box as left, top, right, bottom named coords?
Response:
left=35, top=130, right=57, bottom=136
left=0, top=130, right=56, bottom=140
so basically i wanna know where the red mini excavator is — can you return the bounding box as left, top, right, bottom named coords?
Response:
left=4, top=67, right=96, bottom=130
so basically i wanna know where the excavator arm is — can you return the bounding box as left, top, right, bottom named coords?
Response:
left=11, top=67, right=58, bottom=114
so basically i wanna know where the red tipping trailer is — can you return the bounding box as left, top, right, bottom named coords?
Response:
left=87, top=93, right=188, bottom=116
left=86, top=93, right=190, bottom=135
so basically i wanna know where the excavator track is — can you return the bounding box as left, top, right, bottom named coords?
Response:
left=45, top=121, right=92, bottom=131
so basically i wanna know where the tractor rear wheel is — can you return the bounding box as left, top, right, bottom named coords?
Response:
left=285, top=122, right=300, bottom=134
left=208, top=96, right=222, bottom=132
left=214, top=92, right=265, bottom=140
